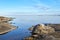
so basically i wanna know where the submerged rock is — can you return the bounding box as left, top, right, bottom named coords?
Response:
left=0, top=16, right=17, bottom=34
left=24, top=37, right=34, bottom=40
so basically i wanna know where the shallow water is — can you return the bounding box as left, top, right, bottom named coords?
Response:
left=0, top=15, right=60, bottom=40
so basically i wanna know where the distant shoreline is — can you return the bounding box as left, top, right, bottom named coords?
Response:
left=0, top=15, right=60, bottom=16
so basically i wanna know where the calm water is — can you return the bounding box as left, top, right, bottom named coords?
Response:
left=0, top=15, right=60, bottom=40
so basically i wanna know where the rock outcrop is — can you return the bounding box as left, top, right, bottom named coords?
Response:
left=29, top=24, right=55, bottom=35
left=0, top=16, right=17, bottom=34
left=24, top=24, right=56, bottom=40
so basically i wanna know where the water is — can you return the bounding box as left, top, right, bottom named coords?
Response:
left=0, top=15, right=60, bottom=40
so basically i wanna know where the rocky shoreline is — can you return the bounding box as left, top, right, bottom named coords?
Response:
left=24, top=24, right=60, bottom=40
left=0, top=16, right=17, bottom=34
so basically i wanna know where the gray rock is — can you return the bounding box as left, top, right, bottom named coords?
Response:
left=29, top=24, right=55, bottom=35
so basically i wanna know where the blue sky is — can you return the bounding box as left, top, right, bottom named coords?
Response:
left=0, top=0, right=60, bottom=15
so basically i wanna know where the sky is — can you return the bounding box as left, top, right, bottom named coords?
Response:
left=0, top=0, right=60, bottom=15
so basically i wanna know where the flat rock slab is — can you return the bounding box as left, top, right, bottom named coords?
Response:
left=47, top=24, right=60, bottom=31
left=50, top=31, right=60, bottom=38
left=0, top=23, right=16, bottom=34
left=0, top=16, right=13, bottom=22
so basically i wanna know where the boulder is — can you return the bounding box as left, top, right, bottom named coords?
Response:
left=29, top=24, right=55, bottom=35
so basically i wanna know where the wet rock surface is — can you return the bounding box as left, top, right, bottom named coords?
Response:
left=0, top=16, right=17, bottom=34
left=24, top=24, right=60, bottom=40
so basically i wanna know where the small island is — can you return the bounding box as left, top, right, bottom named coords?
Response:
left=0, top=16, right=17, bottom=34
